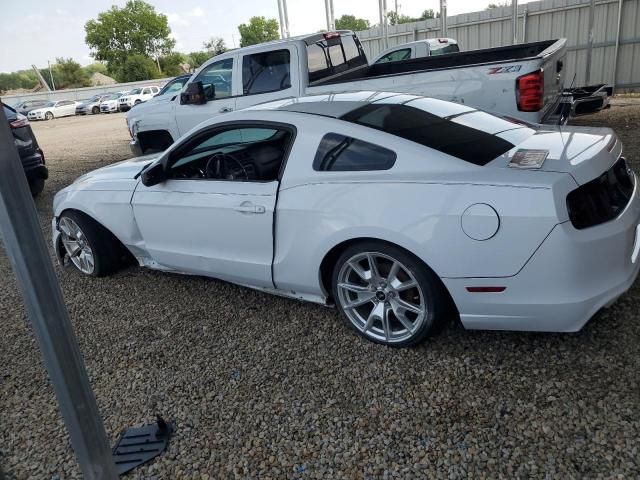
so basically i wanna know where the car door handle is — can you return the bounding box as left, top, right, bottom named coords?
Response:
left=219, top=107, right=233, bottom=113
left=235, top=202, right=265, bottom=214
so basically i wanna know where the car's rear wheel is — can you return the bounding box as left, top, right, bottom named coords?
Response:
left=45, top=111, right=54, bottom=120
left=29, top=178, right=45, bottom=197
left=332, top=241, right=446, bottom=347
left=58, top=211, right=124, bottom=277
left=92, top=106, right=99, bottom=114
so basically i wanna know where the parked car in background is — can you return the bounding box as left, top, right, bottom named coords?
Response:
left=52, top=92, right=639, bottom=347
left=4, top=103, right=47, bottom=196
left=76, top=94, right=112, bottom=115
left=27, top=100, right=78, bottom=121
left=118, top=86, right=160, bottom=112
left=370, top=38, right=460, bottom=64
left=100, top=92, right=128, bottom=113
left=13, top=99, right=49, bottom=116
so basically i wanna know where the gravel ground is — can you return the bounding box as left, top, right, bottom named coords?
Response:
left=1, top=108, right=640, bottom=479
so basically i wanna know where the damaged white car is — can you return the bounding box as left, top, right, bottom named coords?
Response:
left=53, top=92, right=640, bottom=347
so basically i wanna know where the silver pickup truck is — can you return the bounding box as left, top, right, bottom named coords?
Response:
left=128, top=31, right=610, bottom=155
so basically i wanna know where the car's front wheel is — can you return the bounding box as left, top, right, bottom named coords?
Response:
left=92, top=106, right=99, bottom=114
left=45, top=111, right=54, bottom=120
left=58, top=211, right=125, bottom=277
left=332, top=241, right=446, bottom=347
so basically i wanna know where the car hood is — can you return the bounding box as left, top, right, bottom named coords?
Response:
left=491, top=125, right=620, bottom=185
left=28, top=108, right=46, bottom=114
left=72, top=153, right=159, bottom=186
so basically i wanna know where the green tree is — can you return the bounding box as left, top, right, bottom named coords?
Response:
left=83, top=62, right=108, bottom=76
left=486, top=2, right=509, bottom=9
left=54, top=57, right=91, bottom=88
left=117, top=54, right=160, bottom=82
left=188, top=51, right=212, bottom=69
left=159, top=52, right=187, bottom=76
left=203, top=37, right=227, bottom=55
left=85, top=0, right=175, bottom=74
left=238, top=16, right=280, bottom=47
left=335, top=14, right=370, bottom=31
left=388, top=9, right=438, bottom=25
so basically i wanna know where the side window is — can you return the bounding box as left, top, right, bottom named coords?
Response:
left=313, top=133, right=396, bottom=172
left=242, top=49, right=291, bottom=95
left=169, top=126, right=292, bottom=182
left=142, top=88, right=150, bottom=95
left=152, top=87, right=159, bottom=93
left=195, top=58, right=233, bottom=100
left=376, top=48, right=411, bottom=64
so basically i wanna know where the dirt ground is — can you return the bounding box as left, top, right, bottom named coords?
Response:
left=1, top=105, right=639, bottom=479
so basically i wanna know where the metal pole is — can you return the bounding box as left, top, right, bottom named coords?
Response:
left=0, top=105, right=118, bottom=479
left=512, top=0, right=518, bottom=45
left=277, top=0, right=285, bottom=38
left=440, top=0, right=447, bottom=37
left=48, top=60, right=56, bottom=91
left=282, top=0, right=290, bottom=37
left=585, top=0, right=596, bottom=85
left=522, top=6, right=528, bottom=43
left=382, top=0, right=389, bottom=48
left=611, top=0, right=623, bottom=93
left=325, top=0, right=332, bottom=31
left=329, top=0, right=335, bottom=30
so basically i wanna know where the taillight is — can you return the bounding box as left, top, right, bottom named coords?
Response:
left=516, top=70, right=544, bottom=112
left=10, top=117, right=29, bottom=129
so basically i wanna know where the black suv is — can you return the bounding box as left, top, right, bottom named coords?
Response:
left=4, top=103, right=48, bottom=196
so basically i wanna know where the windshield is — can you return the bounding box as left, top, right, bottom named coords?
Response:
left=42, top=101, right=55, bottom=107
left=106, top=93, right=121, bottom=100
left=129, top=88, right=142, bottom=95
left=158, top=77, right=189, bottom=96
left=430, top=44, right=460, bottom=56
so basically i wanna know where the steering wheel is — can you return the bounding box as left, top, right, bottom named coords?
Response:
left=205, top=153, right=249, bottom=181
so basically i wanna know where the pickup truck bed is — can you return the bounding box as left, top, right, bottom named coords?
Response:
left=314, top=40, right=559, bottom=86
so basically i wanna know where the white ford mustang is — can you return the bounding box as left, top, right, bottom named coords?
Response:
left=52, top=91, right=640, bottom=347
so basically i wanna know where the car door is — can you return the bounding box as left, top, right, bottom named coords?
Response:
left=131, top=123, right=292, bottom=288
left=174, top=55, right=238, bottom=136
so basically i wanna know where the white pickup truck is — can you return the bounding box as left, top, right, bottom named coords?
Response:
left=118, top=85, right=160, bottom=112
left=127, top=31, right=611, bottom=155
left=369, top=38, right=460, bottom=64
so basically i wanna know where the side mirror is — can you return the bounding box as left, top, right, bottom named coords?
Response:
left=141, top=162, right=167, bottom=187
left=180, top=81, right=207, bottom=105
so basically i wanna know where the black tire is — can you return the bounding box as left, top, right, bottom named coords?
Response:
left=59, top=210, right=125, bottom=277
left=92, top=106, right=100, bottom=114
left=331, top=240, right=447, bottom=347
left=45, top=111, right=54, bottom=120
left=29, top=178, right=45, bottom=197
left=134, top=99, right=141, bottom=104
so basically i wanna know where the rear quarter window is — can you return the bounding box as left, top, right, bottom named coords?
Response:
left=313, top=133, right=396, bottom=171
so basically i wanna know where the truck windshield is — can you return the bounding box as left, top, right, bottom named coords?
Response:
left=307, top=34, right=368, bottom=84
left=430, top=44, right=460, bottom=56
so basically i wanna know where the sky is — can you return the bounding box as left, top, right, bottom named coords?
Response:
left=0, top=0, right=531, bottom=73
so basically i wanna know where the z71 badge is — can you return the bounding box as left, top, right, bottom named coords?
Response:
left=488, top=65, right=522, bottom=74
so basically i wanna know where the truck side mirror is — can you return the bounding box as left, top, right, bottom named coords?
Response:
left=180, top=81, right=207, bottom=105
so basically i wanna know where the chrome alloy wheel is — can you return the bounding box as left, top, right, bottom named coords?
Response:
left=59, top=216, right=95, bottom=274
left=336, top=252, right=427, bottom=344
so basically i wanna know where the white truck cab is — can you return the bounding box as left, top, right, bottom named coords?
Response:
left=370, top=38, right=460, bottom=64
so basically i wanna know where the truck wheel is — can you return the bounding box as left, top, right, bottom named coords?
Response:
left=135, top=99, right=141, bottom=105
left=29, top=178, right=45, bottom=197
left=58, top=211, right=125, bottom=277
left=45, top=111, right=54, bottom=120
left=92, top=106, right=100, bottom=114
left=331, top=241, right=446, bottom=347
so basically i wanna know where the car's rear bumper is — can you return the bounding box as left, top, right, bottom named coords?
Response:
left=444, top=173, right=640, bottom=332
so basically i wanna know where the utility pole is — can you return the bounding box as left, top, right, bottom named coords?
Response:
left=282, top=0, right=290, bottom=37
left=440, top=0, right=447, bottom=37
left=277, top=0, right=286, bottom=38
left=0, top=106, right=118, bottom=478
left=47, top=60, right=56, bottom=91
left=512, top=0, right=519, bottom=45
left=585, top=0, right=596, bottom=84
